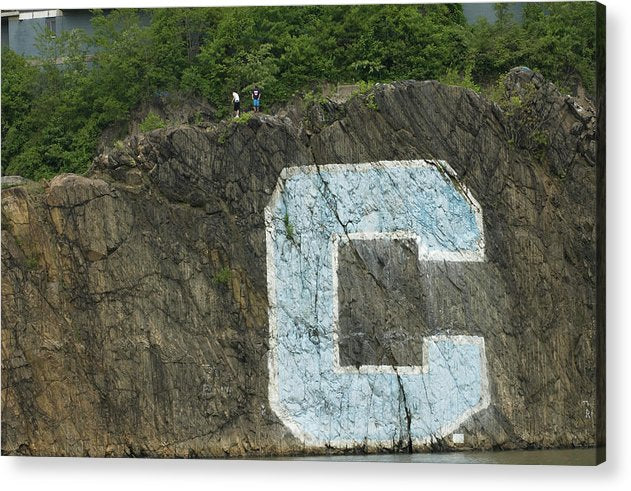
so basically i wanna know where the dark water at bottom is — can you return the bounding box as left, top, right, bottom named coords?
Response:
left=285, top=448, right=602, bottom=466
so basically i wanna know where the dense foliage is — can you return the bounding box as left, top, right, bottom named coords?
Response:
left=1, top=3, right=598, bottom=180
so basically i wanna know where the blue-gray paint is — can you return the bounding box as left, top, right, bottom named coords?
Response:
left=266, top=162, right=489, bottom=446
left=462, top=2, right=524, bottom=24
left=7, top=16, right=45, bottom=57
left=3, top=10, right=97, bottom=57
left=1, top=18, right=9, bottom=48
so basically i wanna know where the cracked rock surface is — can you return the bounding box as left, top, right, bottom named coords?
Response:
left=1, top=69, right=602, bottom=456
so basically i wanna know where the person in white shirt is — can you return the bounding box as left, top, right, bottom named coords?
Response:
left=232, top=91, right=240, bottom=117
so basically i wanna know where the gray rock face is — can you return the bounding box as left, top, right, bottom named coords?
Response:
left=338, top=238, right=428, bottom=368
left=1, top=69, right=603, bottom=457
left=1, top=176, right=31, bottom=188
left=338, top=239, right=493, bottom=369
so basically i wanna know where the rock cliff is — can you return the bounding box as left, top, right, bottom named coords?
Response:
left=1, top=68, right=603, bottom=457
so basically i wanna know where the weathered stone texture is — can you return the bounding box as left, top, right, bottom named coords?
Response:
left=1, top=69, right=601, bottom=456
left=338, top=239, right=500, bottom=369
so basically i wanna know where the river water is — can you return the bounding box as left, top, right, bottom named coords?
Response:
left=286, top=448, right=602, bottom=466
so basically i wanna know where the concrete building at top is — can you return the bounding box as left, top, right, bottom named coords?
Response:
left=1, top=9, right=97, bottom=58
left=1, top=4, right=524, bottom=59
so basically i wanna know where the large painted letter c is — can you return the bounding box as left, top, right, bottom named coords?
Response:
left=265, top=160, right=489, bottom=447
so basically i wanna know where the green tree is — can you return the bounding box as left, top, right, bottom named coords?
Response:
left=1, top=50, right=37, bottom=169
left=520, top=2, right=596, bottom=92
left=2, top=26, right=96, bottom=178
left=1, top=4, right=599, bottom=181
left=469, top=5, right=524, bottom=85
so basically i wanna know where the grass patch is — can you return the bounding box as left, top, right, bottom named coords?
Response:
left=283, top=212, right=295, bottom=242
left=354, top=80, right=375, bottom=95
left=25, top=256, right=39, bottom=271
left=302, top=89, right=328, bottom=107
left=233, top=112, right=253, bottom=124
left=213, top=266, right=232, bottom=285
left=438, top=67, right=480, bottom=93
left=139, top=112, right=167, bottom=132
left=217, top=126, right=230, bottom=144
left=349, top=81, right=379, bottom=111
left=365, top=92, right=378, bottom=111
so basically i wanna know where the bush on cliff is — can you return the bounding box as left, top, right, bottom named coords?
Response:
left=1, top=3, right=597, bottom=180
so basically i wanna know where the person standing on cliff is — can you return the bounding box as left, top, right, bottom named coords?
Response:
left=252, top=86, right=261, bottom=113
left=232, top=91, right=240, bottom=118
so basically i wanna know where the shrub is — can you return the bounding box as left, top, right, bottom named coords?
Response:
left=25, top=256, right=39, bottom=271
left=139, top=112, right=167, bottom=132
left=283, top=212, right=295, bottom=242
left=214, top=266, right=232, bottom=285
left=439, top=66, right=480, bottom=93
left=233, top=112, right=253, bottom=124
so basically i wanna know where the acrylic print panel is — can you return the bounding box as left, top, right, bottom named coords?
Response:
left=0, top=1, right=605, bottom=465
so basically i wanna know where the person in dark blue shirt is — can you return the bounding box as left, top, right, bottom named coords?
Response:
left=252, top=87, right=261, bottom=113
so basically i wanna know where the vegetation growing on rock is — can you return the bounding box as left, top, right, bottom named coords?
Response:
left=1, top=3, right=597, bottom=180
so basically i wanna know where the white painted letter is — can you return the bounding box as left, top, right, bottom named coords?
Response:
left=265, top=160, right=489, bottom=447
